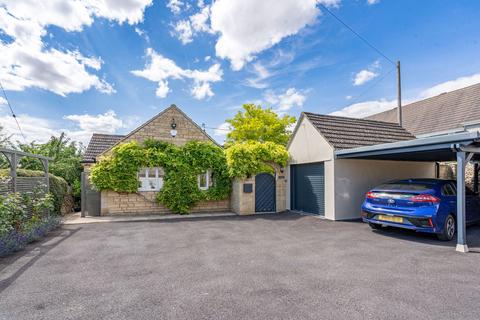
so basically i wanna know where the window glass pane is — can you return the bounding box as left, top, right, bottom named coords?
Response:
left=139, top=178, right=148, bottom=190
left=147, top=178, right=157, bottom=190
left=199, top=173, right=207, bottom=188
left=138, top=168, right=147, bottom=178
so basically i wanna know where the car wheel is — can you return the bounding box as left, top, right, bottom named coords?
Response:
left=368, top=222, right=382, bottom=230
left=437, top=214, right=456, bottom=241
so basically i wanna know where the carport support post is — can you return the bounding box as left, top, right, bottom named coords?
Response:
left=456, top=151, right=468, bottom=253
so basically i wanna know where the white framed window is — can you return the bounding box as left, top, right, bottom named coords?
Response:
left=138, top=167, right=164, bottom=191
left=198, top=170, right=211, bottom=190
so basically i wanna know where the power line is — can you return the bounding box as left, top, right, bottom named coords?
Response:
left=0, top=80, right=27, bottom=143
left=318, top=3, right=396, bottom=66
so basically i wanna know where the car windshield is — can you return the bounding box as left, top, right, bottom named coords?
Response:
left=375, top=183, right=434, bottom=191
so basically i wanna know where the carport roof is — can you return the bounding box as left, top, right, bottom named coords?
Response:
left=335, top=131, right=480, bottom=162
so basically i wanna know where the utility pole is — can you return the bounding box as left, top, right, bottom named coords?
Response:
left=397, top=60, right=402, bottom=127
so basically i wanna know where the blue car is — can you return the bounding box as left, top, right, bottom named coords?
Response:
left=361, top=179, right=480, bottom=241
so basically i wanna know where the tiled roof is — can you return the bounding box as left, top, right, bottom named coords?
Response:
left=304, top=112, right=415, bottom=150
left=83, top=133, right=125, bottom=162
left=365, top=82, right=480, bottom=136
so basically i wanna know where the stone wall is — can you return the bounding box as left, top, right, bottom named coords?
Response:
left=439, top=162, right=477, bottom=189
left=101, top=190, right=230, bottom=215
left=276, top=172, right=287, bottom=212
left=231, top=178, right=255, bottom=215
left=231, top=170, right=287, bottom=215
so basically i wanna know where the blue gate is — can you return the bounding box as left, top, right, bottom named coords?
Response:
left=255, top=173, right=276, bottom=212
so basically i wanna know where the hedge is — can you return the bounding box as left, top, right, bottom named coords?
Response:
left=0, top=169, right=69, bottom=213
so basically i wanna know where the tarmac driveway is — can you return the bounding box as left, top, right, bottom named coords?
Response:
left=1, top=212, right=480, bottom=320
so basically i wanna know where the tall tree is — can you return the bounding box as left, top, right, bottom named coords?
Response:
left=225, top=104, right=296, bottom=146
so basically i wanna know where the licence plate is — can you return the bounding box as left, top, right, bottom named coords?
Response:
left=377, top=215, right=403, bottom=223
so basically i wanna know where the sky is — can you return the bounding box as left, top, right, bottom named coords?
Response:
left=0, top=0, right=480, bottom=146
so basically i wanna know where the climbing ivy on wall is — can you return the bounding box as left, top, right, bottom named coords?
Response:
left=225, top=141, right=289, bottom=178
left=90, top=140, right=231, bottom=214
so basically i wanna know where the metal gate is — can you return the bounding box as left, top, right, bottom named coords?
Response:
left=255, top=173, right=276, bottom=212
left=81, top=172, right=101, bottom=217
left=291, top=162, right=325, bottom=215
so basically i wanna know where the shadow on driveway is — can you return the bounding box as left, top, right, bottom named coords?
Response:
left=0, top=227, right=81, bottom=294
left=347, top=220, right=480, bottom=251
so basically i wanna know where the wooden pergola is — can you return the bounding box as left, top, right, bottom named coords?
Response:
left=0, top=147, right=51, bottom=193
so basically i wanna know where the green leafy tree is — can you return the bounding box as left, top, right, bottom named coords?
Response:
left=225, top=104, right=296, bottom=146
left=225, top=141, right=289, bottom=177
left=17, top=133, right=83, bottom=198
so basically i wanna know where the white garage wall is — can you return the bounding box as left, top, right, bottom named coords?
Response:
left=287, top=116, right=336, bottom=219
left=333, top=159, right=436, bottom=220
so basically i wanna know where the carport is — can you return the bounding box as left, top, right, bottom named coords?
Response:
left=335, top=131, right=480, bottom=253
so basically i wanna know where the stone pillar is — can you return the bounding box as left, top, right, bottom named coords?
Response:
left=231, top=177, right=255, bottom=215
left=276, top=169, right=287, bottom=212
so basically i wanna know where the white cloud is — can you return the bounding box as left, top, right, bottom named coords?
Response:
left=245, top=63, right=271, bottom=89
left=0, top=97, right=6, bottom=106
left=64, top=110, right=124, bottom=135
left=135, top=27, right=151, bottom=43
left=330, top=99, right=397, bottom=118
left=265, top=88, right=306, bottom=112
left=0, top=114, right=59, bottom=144
left=331, top=72, right=480, bottom=119
left=0, top=0, right=152, bottom=96
left=0, top=110, right=127, bottom=144
left=173, top=20, right=194, bottom=44
left=89, top=0, right=153, bottom=25
left=213, top=122, right=232, bottom=137
left=191, top=82, right=213, bottom=100
left=210, top=0, right=324, bottom=70
left=131, top=48, right=223, bottom=99
left=367, top=0, right=380, bottom=5
left=353, top=70, right=378, bottom=86
left=353, top=60, right=380, bottom=86
left=420, top=73, right=480, bottom=99
left=166, top=0, right=185, bottom=14
left=172, top=5, right=212, bottom=44
left=0, top=43, right=115, bottom=96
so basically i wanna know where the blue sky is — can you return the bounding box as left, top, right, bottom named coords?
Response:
left=1, top=0, right=479, bottom=145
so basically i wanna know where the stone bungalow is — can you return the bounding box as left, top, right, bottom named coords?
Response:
left=82, top=104, right=286, bottom=216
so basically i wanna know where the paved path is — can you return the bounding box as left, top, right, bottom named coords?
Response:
left=63, top=211, right=238, bottom=224
left=1, top=213, right=480, bottom=320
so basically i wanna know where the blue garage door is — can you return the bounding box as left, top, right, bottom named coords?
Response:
left=291, top=162, right=325, bottom=216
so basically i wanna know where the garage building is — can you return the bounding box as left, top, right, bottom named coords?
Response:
left=287, top=112, right=436, bottom=220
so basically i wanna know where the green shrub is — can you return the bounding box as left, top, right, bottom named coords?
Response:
left=0, top=192, right=27, bottom=235
left=0, top=169, right=68, bottom=213
left=225, top=141, right=289, bottom=177
left=0, top=191, right=55, bottom=237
